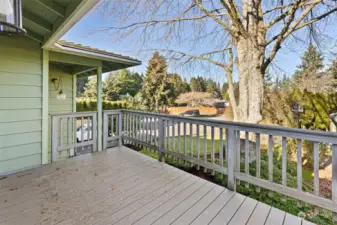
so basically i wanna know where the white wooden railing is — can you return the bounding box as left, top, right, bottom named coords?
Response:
left=114, top=109, right=337, bottom=221
left=52, top=109, right=337, bottom=220
left=51, top=112, right=97, bottom=161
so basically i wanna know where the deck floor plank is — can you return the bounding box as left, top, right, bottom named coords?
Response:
left=190, top=189, right=235, bottom=225
left=246, top=202, right=271, bottom=225
left=265, top=207, right=286, bottom=225
left=209, top=193, right=246, bottom=225
left=132, top=178, right=207, bottom=225
left=170, top=184, right=224, bottom=225
left=151, top=182, right=216, bottom=225
left=228, top=197, right=258, bottom=225
left=283, top=213, right=302, bottom=225
left=0, top=146, right=314, bottom=225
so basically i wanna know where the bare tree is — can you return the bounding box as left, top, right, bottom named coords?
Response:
left=98, top=0, right=337, bottom=123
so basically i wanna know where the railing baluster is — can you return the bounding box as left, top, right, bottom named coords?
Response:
left=268, top=135, right=273, bottom=195
left=172, top=120, right=175, bottom=155
left=118, top=112, right=122, bottom=146
left=256, top=133, right=260, bottom=192
left=203, top=125, right=207, bottom=173
left=314, top=141, right=319, bottom=215
left=158, top=118, right=165, bottom=162
left=184, top=122, right=187, bottom=158
left=219, top=128, right=223, bottom=168
left=166, top=119, right=169, bottom=150
left=88, top=117, right=92, bottom=141
left=196, top=124, right=200, bottom=170
left=332, top=144, right=337, bottom=222
left=80, top=117, right=84, bottom=151
left=236, top=131, right=241, bottom=184
left=282, top=136, right=287, bottom=201
left=111, top=114, right=114, bottom=138
left=150, top=117, right=153, bottom=148
left=59, top=118, right=63, bottom=150
left=190, top=123, right=193, bottom=166
left=67, top=117, right=70, bottom=145
left=178, top=122, right=181, bottom=160
left=133, top=114, right=136, bottom=140
left=297, top=139, right=302, bottom=207
left=211, top=126, right=215, bottom=175
left=51, top=116, right=58, bottom=162
left=103, top=113, right=108, bottom=150
left=245, top=131, right=249, bottom=188
left=227, top=128, right=236, bottom=191
left=123, top=113, right=127, bottom=144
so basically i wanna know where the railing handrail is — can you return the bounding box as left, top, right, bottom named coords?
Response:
left=121, top=109, right=337, bottom=144
left=49, top=111, right=96, bottom=117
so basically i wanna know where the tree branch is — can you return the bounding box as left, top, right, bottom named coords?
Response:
left=151, top=48, right=233, bottom=73
left=263, top=0, right=321, bottom=71
left=193, top=0, right=237, bottom=37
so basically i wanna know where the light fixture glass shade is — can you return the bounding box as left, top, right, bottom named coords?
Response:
left=0, top=0, right=26, bottom=35
left=56, top=90, right=66, bottom=100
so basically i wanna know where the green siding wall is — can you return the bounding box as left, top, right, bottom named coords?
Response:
left=0, top=36, right=42, bottom=174
left=48, top=65, right=74, bottom=162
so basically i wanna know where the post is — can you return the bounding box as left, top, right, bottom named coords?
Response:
left=158, top=118, right=165, bottom=162
left=42, top=50, right=49, bottom=164
left=97, top=66, right=103, bottom=151
left=227, top=128, right=236, bottom=191
left=70, top=74, right=76, bottom=157
left=332, top=144, right=337, bottom=222
left=51, top=116, right=58, bottom=162
left=92, top=113, right=97, bottom=151
left=118, top=112, right=122, bottom=146
left=103, top=112, right=108, bottom=150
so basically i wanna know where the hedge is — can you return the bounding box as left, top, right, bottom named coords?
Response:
left=76, top=97, right=130, bottom=112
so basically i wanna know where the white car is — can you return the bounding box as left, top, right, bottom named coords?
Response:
left=77, top=124, right=92, bottom=142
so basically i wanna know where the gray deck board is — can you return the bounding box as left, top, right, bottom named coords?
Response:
left=265, top=207, right=286, bottom=225
left=246, top=202, right=271, bottom=225
left=0, top=146, right=314, bottom=225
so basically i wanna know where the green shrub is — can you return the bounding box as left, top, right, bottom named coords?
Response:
left=76, top=97, right=130, bottom=112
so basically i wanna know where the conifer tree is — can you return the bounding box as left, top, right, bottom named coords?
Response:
left=140, top=52, right=170, bottom=111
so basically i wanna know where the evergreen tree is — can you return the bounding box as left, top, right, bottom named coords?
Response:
left=221, top=82, right=229, bottom=100
left=296, top=44, right=324, bottom=74
left=140, top=52, right=170, bottom=111
left=167, top=73, right=189, bottom=106
left=190, top=76, right=206, bottom=92
left=76, top=77, right=88, bottom=96
left=83, top=77, right=99, bottom=99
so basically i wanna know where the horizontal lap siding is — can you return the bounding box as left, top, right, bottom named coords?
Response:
left=0, top=36, right=42, bottom=175
left=48, top=65, right=74, bottom=162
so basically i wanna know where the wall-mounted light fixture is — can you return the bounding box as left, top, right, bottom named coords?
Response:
left=51, top=77, right=66, bottom=100
left=0, top=0, right=26, bottom=35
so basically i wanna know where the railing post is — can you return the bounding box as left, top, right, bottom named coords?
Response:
left=118, top=111, right=123, bottom=146
left=103, top=112, right=108, bottom=150
left=158, top=118, right=165, bottom=162
left=51, top=115, right=58, bottom=162
left=332, top=144, right=337, bottom=222
left=227, top=127, right=236, bottom=191
left=92, top=113, right=97, bottom=151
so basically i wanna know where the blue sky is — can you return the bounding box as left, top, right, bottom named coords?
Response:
left=63, top=3, right=337, bottom=83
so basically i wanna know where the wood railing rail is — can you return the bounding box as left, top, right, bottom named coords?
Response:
left=50, top=112, right=97, bottom=162
left=111, top=109, right=337, bottom=220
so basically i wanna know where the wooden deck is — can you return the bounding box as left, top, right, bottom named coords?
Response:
left=0, top=146, right=314, bottom=225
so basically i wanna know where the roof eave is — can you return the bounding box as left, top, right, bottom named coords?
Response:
left=52, top=43, right=142, bottom=66
left=42, top=0, right=100, bottom=49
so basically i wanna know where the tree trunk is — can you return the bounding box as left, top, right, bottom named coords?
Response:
left=235, top=0, right=265, bottom=124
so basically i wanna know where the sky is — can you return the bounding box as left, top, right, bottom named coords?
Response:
left=62, top=2, right=337, bottom=83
